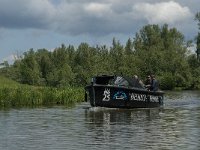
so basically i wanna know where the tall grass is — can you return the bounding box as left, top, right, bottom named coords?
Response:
left=0, top=76, right=85, bottom=108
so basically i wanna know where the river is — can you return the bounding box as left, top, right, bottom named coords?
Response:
left=0, top=91, right=200, bottom=150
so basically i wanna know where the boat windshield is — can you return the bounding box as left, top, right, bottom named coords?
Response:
left=114, top=76, right=129, bottom=86
left=113, top=76, right=145, bottom=89
left=94, top=75, right=145, bottom=89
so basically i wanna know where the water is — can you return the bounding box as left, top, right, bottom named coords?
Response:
left=0, top=91, right=200, bottom=150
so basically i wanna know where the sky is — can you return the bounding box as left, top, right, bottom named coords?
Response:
left=0, top=0, right=199, bottom=63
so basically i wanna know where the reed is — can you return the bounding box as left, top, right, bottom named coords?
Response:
left=0, top=76, right=85, bottom=108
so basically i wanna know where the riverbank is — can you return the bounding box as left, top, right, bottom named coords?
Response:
left=0, top=76, right=84, bottom=108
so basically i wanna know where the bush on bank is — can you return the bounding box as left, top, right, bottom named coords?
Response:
left=0, top=85, right=84, bottom=108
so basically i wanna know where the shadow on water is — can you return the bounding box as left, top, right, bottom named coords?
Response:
left=84, top=107, right=163, bottom=126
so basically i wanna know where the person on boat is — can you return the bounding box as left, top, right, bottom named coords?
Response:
left=150, top=75, right=159, bottom=91
left=132, top=75, right=145, bottom=88
left=144, top=75, right=151, bottom=91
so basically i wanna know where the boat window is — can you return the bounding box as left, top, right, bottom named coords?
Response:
left=114, top=76, right=129, bottom=86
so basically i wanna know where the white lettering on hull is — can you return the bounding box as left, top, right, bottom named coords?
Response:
left=130, top=93, right=146, bottom=101
left=102, top=88, right=161, bottom=103
left=102, top=88, right=110, bottom=101
left=130, top=93, right=160, bottom=102
left=149, top=95, right=160, bottom=102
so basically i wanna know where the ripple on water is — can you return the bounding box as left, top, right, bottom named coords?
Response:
left=0, top=91, right=200, bottom=150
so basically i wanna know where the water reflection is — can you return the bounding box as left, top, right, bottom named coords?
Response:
left=84, top=108, right=164, bottom=149
left=85, top=108, right=162, bottom=125
left=84, top=106, right=200, bottom=150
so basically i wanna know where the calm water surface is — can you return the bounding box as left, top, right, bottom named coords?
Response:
left=0, top=91, right=200, bottom=150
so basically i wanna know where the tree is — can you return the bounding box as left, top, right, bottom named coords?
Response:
left=195, top=12, right=200, bottom=61
left=133, top=25, right=164, bottom=77
left=19, top=49, right=40, bottom=85
left=73, top=43, right=97, bottom=85
left=109, top=38, right=126, bottom=74
left=94, top=45, right=110, bottom=74
left=195, top=12, right=200, bottom=29
left=133, top=24, right=192, bottom=88
left=45, top=44, right=74, bottom=87
left=3, top=23, right=199, bottom=89
left=196, top=33, right=200, bottom=61
left=35, top=49, right=52, bottom=85
left=187, top=54, right=200, bottom=89
left=125, top=38, right=134, bottom=55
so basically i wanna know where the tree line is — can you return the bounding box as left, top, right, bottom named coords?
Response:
left=1, top=23, right=200, bottom=90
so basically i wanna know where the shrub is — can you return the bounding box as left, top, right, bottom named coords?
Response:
left=159, top=73, right=176, bottom=90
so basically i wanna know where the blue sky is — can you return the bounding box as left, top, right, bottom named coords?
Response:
left=0, top=0, right=199, bottom=63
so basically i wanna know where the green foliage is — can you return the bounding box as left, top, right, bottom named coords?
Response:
left=195, top=12, right=200, bottom=62
left=192, top=67, right=200, bottom=89
left=2, top=19, right=200, bottom=109
left=195, top=12, right=200, bottom=30
left=0, top=75, right=20, bottom=87
left=19, top=49, right=41, bottom=85
left=1, top=23, right=200, bottom=90
left=133, top=24, right=196, bottom=90
left=187, top=54, right=200, bottom=89
left=159, top=73, right=176, bottom=90
left=0, top=76, right=84, bottom=108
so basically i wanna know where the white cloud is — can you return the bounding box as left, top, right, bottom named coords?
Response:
left=0, top=0, right=197, bottom=36
left=133, top=1, right=193, bottom=24
left=26, top=0, right=56, bottom=19
left=84, top=3, right=111, bottom=15
left=0, top=0, right=199, bottom=62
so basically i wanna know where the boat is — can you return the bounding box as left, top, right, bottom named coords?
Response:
left=85, top=75, right=164, bottom=108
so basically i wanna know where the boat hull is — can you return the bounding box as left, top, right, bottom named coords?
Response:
left=85, top=84, right=164, bottom=108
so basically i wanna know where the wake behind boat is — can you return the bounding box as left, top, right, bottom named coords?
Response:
left=85, top=75, right=164, bottom=108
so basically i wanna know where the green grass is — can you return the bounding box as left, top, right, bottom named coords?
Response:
left=0, top=76, right=85, bottom=108
left=0, top=75, right=20, bottom=87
